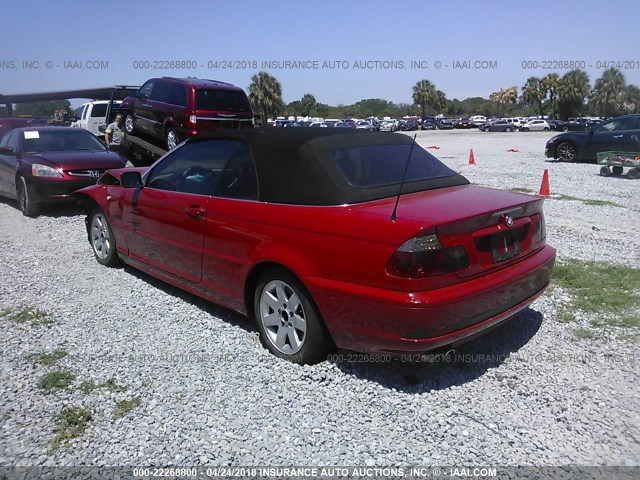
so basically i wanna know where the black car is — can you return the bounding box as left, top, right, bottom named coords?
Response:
left=401, top=120, right=419, bottom=131
left=479, top=120, right=516, bottom=132
left=545, top=114, right=640, bottom=162
left=436, top=118, right=454, bottom=130
left=421, top=117, right=436, bottom=130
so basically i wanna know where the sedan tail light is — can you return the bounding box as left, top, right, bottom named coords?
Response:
left=386, top=234, right=469, bottom=278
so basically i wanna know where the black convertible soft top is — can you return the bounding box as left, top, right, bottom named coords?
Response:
left=186, top=128, right=469, bottom=205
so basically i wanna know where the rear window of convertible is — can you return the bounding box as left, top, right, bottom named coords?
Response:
left=330, top=144, right=456, bottom=188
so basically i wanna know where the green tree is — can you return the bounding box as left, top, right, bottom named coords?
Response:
left=557, top=69, right=590, bottom=119
left=589, top=68, right=626, bottom=117
left=15, top=100, right=72, bottom=119
left=248, top=71, right=284, bottom=125
left=623, top=85, right=640, bottom=114
left=299, top=94, right=316, bottom=117
left=542, top=73, right=560, bottom=118
left=521, top=77, right=546, bottom=117
left=412, top=79, right=437, bottom=117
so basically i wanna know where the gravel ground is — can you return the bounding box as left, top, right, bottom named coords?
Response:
left=0, top=130, right=638, bottom=468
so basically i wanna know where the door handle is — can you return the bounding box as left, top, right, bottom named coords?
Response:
left=184, top=205, right=205, bottom=218
left=613, top=135, right=623, bottom=138
left=142, top=103, right=152, bottom=108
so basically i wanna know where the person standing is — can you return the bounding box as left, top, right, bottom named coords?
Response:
left=104, top=113, right=125, bottom=150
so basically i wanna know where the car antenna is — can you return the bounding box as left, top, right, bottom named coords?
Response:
left=390, top=133, right=417, bottom=222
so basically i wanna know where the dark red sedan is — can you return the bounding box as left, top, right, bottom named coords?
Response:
left=0, top=126, right=127, bottom=216
left=76, top=129, right=555, bottom=364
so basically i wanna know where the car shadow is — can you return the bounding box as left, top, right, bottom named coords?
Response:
left=0, top=196, right=85, bottom=218
left=121, top=264, right=254, bottom=334
left=329, top=308, right=544, bottom=393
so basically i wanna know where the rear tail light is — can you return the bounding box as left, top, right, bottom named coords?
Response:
left=533, top=213, right=546, bottom=245
left=386, top=234, right=469, bottom=278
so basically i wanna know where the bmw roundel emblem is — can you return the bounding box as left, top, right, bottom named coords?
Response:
left=504, top=215, right=514, bottom=227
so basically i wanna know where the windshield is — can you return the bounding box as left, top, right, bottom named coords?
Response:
left=23, top=130, right=107, bottom=153
left=195, top=89, right=251, bottom=112
left=330, top=144, right=456, bottom=188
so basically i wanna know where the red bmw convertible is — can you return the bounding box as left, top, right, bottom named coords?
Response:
left=76, top=128, right=555, bottom=364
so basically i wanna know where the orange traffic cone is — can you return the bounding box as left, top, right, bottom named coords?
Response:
left=538, top=169, right=551, bottom=197
left=468, top=149, right=475, bottom=165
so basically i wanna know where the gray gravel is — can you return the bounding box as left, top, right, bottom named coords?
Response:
left=0, top=130, right=638, bottom=467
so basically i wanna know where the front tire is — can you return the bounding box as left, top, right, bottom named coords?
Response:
left=556, top=141, right=578, bottom=162
left=16, top=176, right=40, bottom=217
left=89, top=208, right=120, bottom=267
left=254, top=268, right=332, bottom=364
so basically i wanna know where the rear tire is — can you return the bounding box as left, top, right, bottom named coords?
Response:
left=16, top=176, right=40, bottom=217
left=89, top=208, right=120, bottom=267
left=254, top=268, right=332, bottom=364
left=124, top=114, right=134, bottom=134
left=628, top=168, right=640, bottom=179
left=600, top=166, right=612, bottom=177
left=166, top=128, right=179, bottom=150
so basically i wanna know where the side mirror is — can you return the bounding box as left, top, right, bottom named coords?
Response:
left=0, top=146, right=14, bottom=155
left=138, top=94, right=148, bottom=101
left=121, top=171, right=143, bottom=188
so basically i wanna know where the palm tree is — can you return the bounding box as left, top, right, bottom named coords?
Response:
left=589, top=68, right=626, bottom=118
left=412, top=79, right=437, bottom=117
left=542, top=73, right=560, bottom=118
left=300, top=93, right=316, bottom=117
left=557, top=69, right=590, bottom=119
left=490, top=87, right=518, bottom=117
left=248, top=71, right=284, bottom=126
left=623, top=85, right=640, bottom=114
left=521, top=77, right=546, bottom=117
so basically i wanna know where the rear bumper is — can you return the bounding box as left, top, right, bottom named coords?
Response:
left=306, top=245, right=556, bottom=354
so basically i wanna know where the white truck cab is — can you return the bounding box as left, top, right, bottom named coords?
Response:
left=71, top=100, right=121, bottom=137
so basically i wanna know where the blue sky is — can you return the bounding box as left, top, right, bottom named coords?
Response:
left=1, top=0, right=638, bottom=106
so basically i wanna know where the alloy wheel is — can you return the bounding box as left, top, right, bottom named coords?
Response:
left=259, top=280, right=307, bottom=355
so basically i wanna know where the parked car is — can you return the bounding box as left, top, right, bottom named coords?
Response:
left=454, top=117, right=474, bottom=129
left=479, top=120, right=517, bottom=132
left=71, top=100, right=122, bottom=137
left=334, top=122, right=349, bottom=128
left=545, top=114, right=640, bottom=162
left=308, top=122, right=327, bottom=128
left=76, top=129, right=555, bottom=364
left=0, top=117, right=48, bottom=139
left=341, top=120, right=357, bottom=129
left=380, top=120, right=395, bottom=132
left=520, top=119, right=551, bottom=131
left=356, top=120, right=374, bottom=131
left=401, top=119, right=419, bottom=131
left=121, top=77, right=253, bottom=150
left=0, top=127, right=126, bottom=216
left=470, top=115, right=487, bottom=126
left=436, top=118, right=454, bottom=130
left=421, top=117, right=436, bottom=130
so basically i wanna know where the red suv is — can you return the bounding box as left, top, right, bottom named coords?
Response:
left=121, top=77, right=254, bottom=150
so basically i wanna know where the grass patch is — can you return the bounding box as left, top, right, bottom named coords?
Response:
left=554, top=194, right=623, bottom=208
left=28, top=349, right=68, bottom=366
left=113, top=397, right=141, bottom=419
left=50, top=407, right=92, bottom=449
left=102, top=378, right=127, bottom=393
left=38, top=370, right=76, bottom=393
left=574, top=327, right=597, bottom=340
left=78, top=380, right=97, bottom=394
left=77, top=378, right=127, bottom=394
left=553, top=260, right=640, bottom=313
left=510, top=187, right=535, bottom=194
left=2, top=306, right=53, bottom=325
